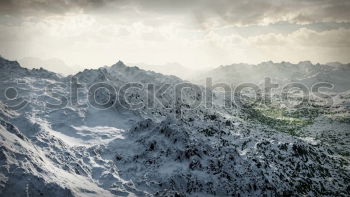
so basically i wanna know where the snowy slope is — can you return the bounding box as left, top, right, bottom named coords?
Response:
left=0, top=57, right=349, bottom=196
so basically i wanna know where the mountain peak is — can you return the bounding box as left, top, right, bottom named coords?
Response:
left=115, top=60, right=126, bottom=67
left=0, top=56, right=22, bottom=69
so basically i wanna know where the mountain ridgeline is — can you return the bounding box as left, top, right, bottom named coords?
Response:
left=194, top=61, right=350, bottom=92
left=0, top=56, right=349, bottom=196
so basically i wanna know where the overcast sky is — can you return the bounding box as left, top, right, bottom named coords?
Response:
left=0, top=0, right=350, bottom=70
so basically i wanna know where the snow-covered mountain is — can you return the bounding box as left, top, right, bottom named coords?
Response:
left=194, top=61, right=350, bottom=92
left=0, top=56, right=349, bottom=196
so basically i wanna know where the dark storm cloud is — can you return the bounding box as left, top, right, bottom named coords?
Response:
left=0, top=0, right=349, bottom=25
left=0, top=0, right=112, bottom=16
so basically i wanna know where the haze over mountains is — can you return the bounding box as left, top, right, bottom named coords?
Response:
left=0, top=56, right=349, bottom=196
left=194, top=61, right=350, bottom=92
left=10, top=55, right=350, bottom=92
left=18, top=57, right=84, bottom=75
left=129, top=62, right=197, bottom=80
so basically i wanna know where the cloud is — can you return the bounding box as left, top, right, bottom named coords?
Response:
left=0, top=0, right=105, bottom=16
left=191, top=0, right=350, bottom=27
left=0, top=0, right=349, bottom=69
left=1, top=0, right=349, bottom=26
left=246, top=28, right=350, bottom=63
left=250, top=28, right=350, bottom=48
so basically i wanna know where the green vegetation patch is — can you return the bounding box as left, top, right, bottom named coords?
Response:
left=241, top=104, right=324, bottom=136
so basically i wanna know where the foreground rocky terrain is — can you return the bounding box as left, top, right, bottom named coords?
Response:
left=0, top=56, right=349, bottom=196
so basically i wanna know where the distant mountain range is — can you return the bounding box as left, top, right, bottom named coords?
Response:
left=194, top=61, right=350, bottom=92
left=129, top=62, right=197, bottom=79
left=18, top=57, right=82, bottom=75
